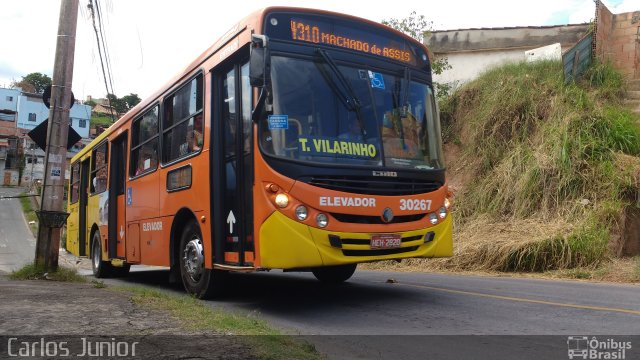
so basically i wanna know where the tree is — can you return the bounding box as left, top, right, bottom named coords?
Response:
left=10, top=72, right=52, bottom=94
left=121, top=93, right=141, bottom=111
left=105, top=93, right=140, bottom=115
left=382, top=12, right=452, bottom=98
left=106, top=93, right=126, bottom=114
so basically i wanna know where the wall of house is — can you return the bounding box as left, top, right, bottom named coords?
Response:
left=427, top=24, right=590, bottom=87
left=595, top=1, right=640, bottom=78
left=433, top=49, right=526, bottom=86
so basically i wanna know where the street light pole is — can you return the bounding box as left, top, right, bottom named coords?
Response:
left=34, top=0, right=79, bottom=271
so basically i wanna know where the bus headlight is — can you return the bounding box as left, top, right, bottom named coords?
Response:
left=316, top=213, right=328, bottom=228
left=438, top=207, right=447, bottom=219
left=429, top=213, right=438, bottom=225
left=295, top=206, right=308, bottom=221
left=275, top=194, right=289, bottom=208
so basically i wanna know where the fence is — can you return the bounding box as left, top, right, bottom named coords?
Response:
left=563, top=33, right=593, bottom=83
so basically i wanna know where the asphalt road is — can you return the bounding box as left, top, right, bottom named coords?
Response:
left=101, top=267, right=640, bottom=359
left=0, top=186, right=35, bottom=272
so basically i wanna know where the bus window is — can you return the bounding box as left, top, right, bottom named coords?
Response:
left=90, top=142, right=108, bottom=194
left=131, top=106, right=159, bottom=177
left=162, top=74, right=203, bottom=163
left=70, top=162, right=80, bottom=203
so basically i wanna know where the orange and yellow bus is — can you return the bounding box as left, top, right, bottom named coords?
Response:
left=66, top=7, right=452, bottom=298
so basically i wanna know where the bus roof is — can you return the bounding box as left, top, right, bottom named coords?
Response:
left=71, top=6, right=429, bottom=163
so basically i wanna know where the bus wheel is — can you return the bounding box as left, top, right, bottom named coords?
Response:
left=312, top=264, right=357, bottom=283
left=179, top=220, right=223, bottom=299
left=91, top=231, right=113, bottom=278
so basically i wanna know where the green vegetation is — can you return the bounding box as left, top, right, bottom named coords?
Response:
left=10, top=263, right=86, bottom=282
left=18, top=192, right=38, bottom=236
left=92, top=280, right=107, bottom=288
left=436, top=60, right=640, bottom=272
left=91, top=115, right=114, bottom=127
left=120, top=286, right=321, bottom=360
left=633, top=256, right=640, bottom=281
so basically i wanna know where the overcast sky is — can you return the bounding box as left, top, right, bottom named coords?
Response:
left=0, top=0, right=637, bottom=101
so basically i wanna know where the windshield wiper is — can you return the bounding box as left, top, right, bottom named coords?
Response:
left=401, top=67, right=411, bottom=115
left=393, top=67, right=412, bottom=149
left=315, top=49, right=367, bottom=141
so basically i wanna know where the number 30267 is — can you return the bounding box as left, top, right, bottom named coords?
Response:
left=399, top=199, right=432, bottom=211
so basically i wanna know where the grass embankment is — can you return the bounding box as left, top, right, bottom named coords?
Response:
left=18, top=192, right=38, bottom=236
left=119, top=286, right=321, bottom=360
left=91, top=115, right=114, bottom=127
left=10, top=263, right=86, bottom=282
left=379, top=60, right=640, bottom=277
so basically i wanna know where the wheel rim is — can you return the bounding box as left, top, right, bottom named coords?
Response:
left=92, top=240, right=100, bottom=272
left=183, top=235, right=204, bottom=282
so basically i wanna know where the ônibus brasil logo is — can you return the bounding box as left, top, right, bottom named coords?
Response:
left=567, top=336, right=632, bottom=360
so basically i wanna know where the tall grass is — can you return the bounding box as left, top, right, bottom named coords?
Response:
left=440, top=60, right=640, bottom=271
left=10, top=263, right=86, bottom=282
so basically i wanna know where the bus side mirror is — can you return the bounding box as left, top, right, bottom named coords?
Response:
left=250, top=34, right=270, bottom=87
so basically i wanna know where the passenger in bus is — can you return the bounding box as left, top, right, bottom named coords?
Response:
left=188, top=114, right=204, bottom=152
left=381, top=110, right=420, bottom=159
left=338, top=117, right=364, bottom=142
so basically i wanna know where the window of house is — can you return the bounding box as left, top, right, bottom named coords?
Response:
left=90, top=141, right=108, bottom=194
left=28, top=113, right=36, bottom=122
left=162, top=74, right=203, bottom=163
left=79, top=119, right=87, bottom=128
left=6, top=96, right=13, bottom=101
left=130, top=106, right=159, bottom=177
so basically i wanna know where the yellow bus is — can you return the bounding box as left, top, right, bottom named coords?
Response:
left=67, top=7, right=453, bottom=298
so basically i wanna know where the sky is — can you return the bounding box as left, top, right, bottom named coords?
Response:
left=0, top=0, right=638, bottom=101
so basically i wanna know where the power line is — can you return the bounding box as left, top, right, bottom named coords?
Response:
left=95, top=0, right=116, bottom=98
left=87, top=0, right=116, bottom=122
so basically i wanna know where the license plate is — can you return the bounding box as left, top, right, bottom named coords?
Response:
left=370, top=234, right=402, bottom=249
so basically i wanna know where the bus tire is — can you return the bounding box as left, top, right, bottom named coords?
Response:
left=312, top=264, right=357, bottom=283
left=91, top=231, right=114, bottom=278
left=179, top=220, right=224, bottom=299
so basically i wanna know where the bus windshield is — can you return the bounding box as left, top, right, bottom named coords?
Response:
left=260, top=55, right=445, bottom=171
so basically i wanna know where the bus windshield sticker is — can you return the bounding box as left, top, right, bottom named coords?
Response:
left=368, top=71, right=385, bottom=90
left=298, top=136, right=378, bottom=159
left=144, top=158, right=151, bottom=170
left=268, top=115, right=289, bottom=130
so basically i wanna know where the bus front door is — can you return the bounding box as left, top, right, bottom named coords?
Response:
left=213, top=62, right=254, bottom=267
left=78, top=159, right=90, bottom=257
left=108, top=133, right=127, bottom=259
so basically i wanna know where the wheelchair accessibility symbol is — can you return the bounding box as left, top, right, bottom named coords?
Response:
left=368, top=71, right=385, bottom=90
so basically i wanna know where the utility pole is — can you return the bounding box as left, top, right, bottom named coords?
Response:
left=34, top=0, right=79, bottom=271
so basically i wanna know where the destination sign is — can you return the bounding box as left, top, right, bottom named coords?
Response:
left=264, top=12, right=426, bottom=67
left=290, top=19, right=412, bottom=63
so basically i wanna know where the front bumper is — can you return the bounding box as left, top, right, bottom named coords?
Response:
left=259, top=211, right=453, bottom=269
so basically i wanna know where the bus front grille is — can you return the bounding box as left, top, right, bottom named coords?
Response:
left=342, top=246, right=419, bottom=256
left=303, top=176, right=442, bottom=196
left=330, top=212, right=426, bottom=224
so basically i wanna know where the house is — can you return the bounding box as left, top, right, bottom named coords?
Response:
left=16, top=91, right=91, bottom=139
left=0, top=86, right=92, bottom=185
left=0, top=88, right=21, bottom=185
left=86, top=95, right=118, bottom=118
left=425, top=23, right=590, bottom=87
